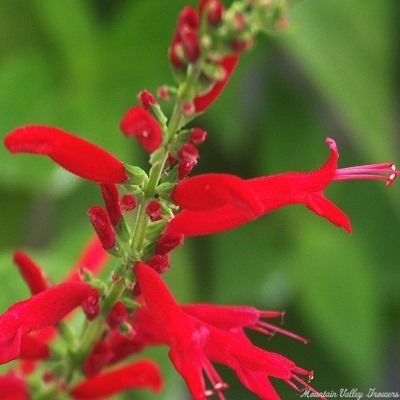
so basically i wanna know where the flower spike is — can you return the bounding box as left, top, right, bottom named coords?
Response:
left=13, top=251, right=49, bottom=295
left=4, top=125, right=128, bottom=183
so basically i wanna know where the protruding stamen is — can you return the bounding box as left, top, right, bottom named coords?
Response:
left=334, top=163, right=400, bottom=187
left=254, top=321, right=309, bottom=343
left=202, top=359, right=228, bottom=400
left=290, top=371, right=327, bottom=400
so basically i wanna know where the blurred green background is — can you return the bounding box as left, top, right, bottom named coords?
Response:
left=0, top=0, right=399, bottom=398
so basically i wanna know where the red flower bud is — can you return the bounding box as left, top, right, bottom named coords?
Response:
left=178, top=143, right=199, bottom=163
left=4, top=126, right=127, bottom=183
left=179, top=6, right=199, bottom=29
left=155, top=231, right=184, bottom=255
left=146, top=200, right=162, bottom=222
left=120, top=194, right=137, bottom=212
left=137, top=90, right=157, bottom=110
left=180, top=25, right=200, bottom=63
left=190, top=128, right=207, bottom=145
left=120, top=106, right=163, bottom=153
left=107, top=301, right=128, bottom=329
left=13, top=251, right=49, bottom=295
left=88, top=206, right=116, bottom=250
left=178, top=159, right=197, bottom=179
left=157, top=86, right=170, bottom=102
left=99, top=183, right=122, bottom=226
left=82, top=287, right=100, bottom=321
left=207, top=1, right=224, bottom=25
left=147, top=254, right=170, bottom=274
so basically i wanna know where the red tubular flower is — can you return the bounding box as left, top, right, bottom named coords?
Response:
left=4, top=126, right=127, bottom=183
left=182, top=304, right=307, bottom=343
left=88, top=206, right=116, bottom=251
left=13, top=251, right=49, bottom=295
left=99, top=183, right=122, bottom=226
left=71, top=360, right=162, bottom=399
left=134, top=262, right=322, bottom=400
left=169, top=138, right=400, bottom=236
left=193, top=55, right=239, bottom=113
left=0, top=282, right=89, bottom=364
left=0, top=372, right=29, bottom=400
left=120, top=106, right=163, bottom=153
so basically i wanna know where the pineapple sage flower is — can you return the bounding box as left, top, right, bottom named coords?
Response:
left=134, top=261, right=322, bottom=400
left=168, top=138, right=399, bottom=236
left=4, top=125, right=128, bottom=183
left=0, top=282, right=90, bottom=364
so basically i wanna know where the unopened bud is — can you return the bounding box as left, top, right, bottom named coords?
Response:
left=82, top=287, right=100, bottom=321
left=178, top=159, right=197, bottom=179
left=88, top=206, right=116, bottom=251
left=137, top=90, right=157, bottom=110
left=107, top=301, right=128, bottom=328
left=148, top=254, right=170, bottom=274
left=182, top=101, right=195, bottom=116
left=156, top=231, right=185, bottom=255
left=146, top=200, right=163, bottom=221
left=190, top=128, right=207, bottom=145
left=120, top=194, right=137, bottom=211
left=178, top=143, right=199, bottom=163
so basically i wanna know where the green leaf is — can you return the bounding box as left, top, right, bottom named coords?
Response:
left=282, top=0, right=395, bottom=160
left=291, top=220, right=383, bottom=386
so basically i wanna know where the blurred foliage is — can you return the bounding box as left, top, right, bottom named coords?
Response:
left=0, top=0, right=399, bottom=398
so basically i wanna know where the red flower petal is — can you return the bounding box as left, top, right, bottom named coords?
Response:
left=169, top=138, right=352, bottom=236
left=4, top=126, right=127, bottom=183
left=172, top=173, right=262, bottom=214
left=0, top=373, right=29, bottom=400
left=20, top=335, right=50, bottom=360
left=193, top=55, right=239, bottom=112
left=120, top=106, right=163, bottom=152
left=0, top=282, right=89, bottom=364
left=72, top=360, right=163, bottom=399
left=13, top=251, right=49, bottom=294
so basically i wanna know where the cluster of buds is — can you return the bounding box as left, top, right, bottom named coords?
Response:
left=0, top=0, right=398, bottom=399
